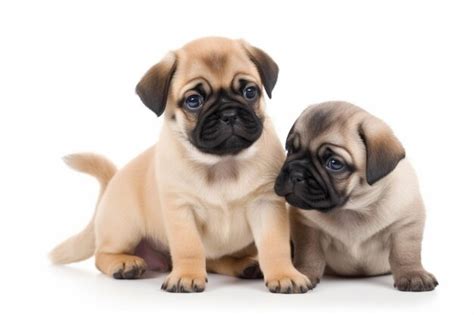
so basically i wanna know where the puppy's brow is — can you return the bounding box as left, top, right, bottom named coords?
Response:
left=308, top=109, right=337, bottom=135
left=183, top=76, right=211, bottom=88
left=190, top=83, right=207, bottom=97
left=202, top=52, right=228, bottom=73
left=181, top=77, right=213, bottom=99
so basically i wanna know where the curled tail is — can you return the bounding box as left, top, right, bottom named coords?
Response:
left=49, top=153, right=117, bottom=264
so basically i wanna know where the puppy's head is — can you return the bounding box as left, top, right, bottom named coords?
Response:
left=274, top=101, right=405, bottom=212
left=136, top=37, right=278, bottom=157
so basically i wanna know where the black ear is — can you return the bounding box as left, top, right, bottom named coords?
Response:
left=358, top=117, right=406, bottom=185
left=135, top=53, right=177, bottom=117
left=242, top=42, right=279, bottom=98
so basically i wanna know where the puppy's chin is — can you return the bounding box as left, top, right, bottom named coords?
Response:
left=285, top=193, right=314, bottom=210
left=181, top=136, right=259, bottom=166
left=194, top=135, right=254, bottom=156
left=283, top=193, right=335, bottom=213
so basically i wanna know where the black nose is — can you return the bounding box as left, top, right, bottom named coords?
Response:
left=290, top=171, right=306, bottom=184
left=220, top=108, right=238, bottom=125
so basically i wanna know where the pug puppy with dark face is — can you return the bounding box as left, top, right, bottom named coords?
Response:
left=275, top=101, right=438, bottom=292
left=49, top=37, right=312, bottom=294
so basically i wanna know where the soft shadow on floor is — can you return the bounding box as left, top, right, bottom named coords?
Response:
left=322, top=274, right=394, bottom=290
left=42, top=264, right=441, bottom=314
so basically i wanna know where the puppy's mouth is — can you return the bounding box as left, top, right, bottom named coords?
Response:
left=285, top=193, right=315, bottom=210
left=274, top=166, right=337, bottom=212
left=281, top=192, right=334, bottom=213
left=192, top=105, right=263, bottom=155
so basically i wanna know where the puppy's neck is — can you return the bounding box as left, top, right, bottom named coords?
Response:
left=342, top=169, right=398, bottom=214
left=205, top=158, right=240, bottom=183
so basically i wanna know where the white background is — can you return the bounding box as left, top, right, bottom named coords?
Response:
left=1, top=1, right=473, bottom=314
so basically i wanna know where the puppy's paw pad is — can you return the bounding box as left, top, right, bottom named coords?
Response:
left=161, top=272, right=207, bottom=293
left=265, top=270, right=313, bottom=294
left=112, top=257, right=147, bottom=280
left=394, top=270, right=438, bottom=292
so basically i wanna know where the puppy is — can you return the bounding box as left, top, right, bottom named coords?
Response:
left=275, top=101, right=438, bottom=291
left=50, top=37, right=312, bottom=294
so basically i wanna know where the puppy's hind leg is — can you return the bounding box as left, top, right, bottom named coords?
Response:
left=94, top=207, right=148, bottom=279
left=96, top=252, right=147, bottom=280
left=207, top=245, right=262, bottom=279
left=207, top=256, right=263, bottom=279
left=95, top=230, right=148, bottom=279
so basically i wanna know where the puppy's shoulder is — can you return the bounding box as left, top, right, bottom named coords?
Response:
left=383, top=158, right=425, bottom=219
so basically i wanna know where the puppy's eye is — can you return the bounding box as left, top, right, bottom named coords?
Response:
left=242, top=85, right=258, bottom=100
left=325, top=156, right=346, bottom=172
left=184, top=94, right=204, bottom=110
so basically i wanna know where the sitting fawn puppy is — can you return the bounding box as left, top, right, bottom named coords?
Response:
left=275, top=101, right=438, bottom=292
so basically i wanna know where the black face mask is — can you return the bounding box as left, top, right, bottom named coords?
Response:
left=191, top=101, right=263, bottom=156
left=275, top=157, right=344, bottom=212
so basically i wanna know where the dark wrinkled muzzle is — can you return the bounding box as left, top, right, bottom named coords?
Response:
left=192, top=103, right=263, bottom=155
left=275, top=159, right=339, bottom=212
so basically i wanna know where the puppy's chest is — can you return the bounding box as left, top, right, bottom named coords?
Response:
left=303, top=211, right=393, bottom=276
left=192, top=161, right=263, bottom=202
left=322, top=232, right=391, bottom=276
left=194, top=203, right=253, bottom=259
left=183, top=164, right=268, bottom=258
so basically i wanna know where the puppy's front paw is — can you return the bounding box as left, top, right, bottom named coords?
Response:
left=161, top=271, right=207, bottom=293
left=394, top=270, right=438, bottom=292
left=265, top=269, right=314, bottom=294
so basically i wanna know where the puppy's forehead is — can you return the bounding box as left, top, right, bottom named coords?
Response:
left=174, top=37, right=259, bottom=88
left=292, top=102, right=366, bottom=151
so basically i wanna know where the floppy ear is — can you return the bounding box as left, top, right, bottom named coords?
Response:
left=135, top=53, right=177, bottom=117
left=242, top=42, right=279, bottom=98
left=358, top=117, right=406, bottom=185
